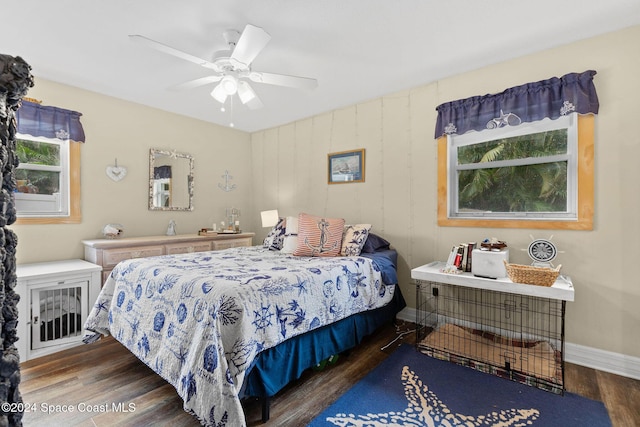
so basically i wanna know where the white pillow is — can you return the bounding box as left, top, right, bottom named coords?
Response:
left=285, top=215, right=298, bottom=234
left=280, top=216, right=299, bottom=254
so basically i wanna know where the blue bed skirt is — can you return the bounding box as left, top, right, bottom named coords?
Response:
left=241, top=286, right=406, bottom=398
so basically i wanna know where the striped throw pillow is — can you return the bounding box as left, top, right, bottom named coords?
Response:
left=293, top=213, right=345, bottom=257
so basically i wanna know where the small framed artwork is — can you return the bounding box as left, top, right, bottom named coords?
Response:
left=328, top=149, right=365, bottom=184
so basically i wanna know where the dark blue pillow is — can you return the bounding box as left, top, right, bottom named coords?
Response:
left=361, top=233, right=390, bottom=253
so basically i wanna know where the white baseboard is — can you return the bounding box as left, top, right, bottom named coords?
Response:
left=565, top=343, right=640, bottom=380
left=396, top=306, right=416, bottom=324
left=396, top=307, right=640, bottom=381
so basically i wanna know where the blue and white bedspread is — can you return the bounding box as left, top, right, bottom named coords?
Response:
left=84, top=246, right=395, bottom=426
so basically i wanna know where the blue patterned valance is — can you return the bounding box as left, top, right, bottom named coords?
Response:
left=154, top=165, right=172, bottom=179
left=434, top=70, right=599, bottom=138
left=15, top=100, right=85, bottom=142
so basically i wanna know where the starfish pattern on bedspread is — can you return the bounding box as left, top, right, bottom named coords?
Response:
left=326, top=365, right=540, bottom=427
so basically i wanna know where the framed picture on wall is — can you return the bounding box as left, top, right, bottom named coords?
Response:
left=328, top=149, right=365, bottom=184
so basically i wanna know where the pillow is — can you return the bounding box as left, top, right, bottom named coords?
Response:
left=262, top=217, right=286, bottom=250
left=280, top=216, right=299, bottom=254
left=293, top=213, right=345, bottom=257
left=341, top=224, right=372, bottom=256
left=361, top=233, right=391, bottom=253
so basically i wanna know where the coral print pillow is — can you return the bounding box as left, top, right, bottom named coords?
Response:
left=263, top=217, right=286, bottom=250
left=341, top=224, right=372, bottom=256
left=293, top=213, right=345, bottom=257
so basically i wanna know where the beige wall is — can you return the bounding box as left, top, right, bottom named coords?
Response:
left=12, top=26, right=640, bottom=359
left=250, top=25, right=640, bottom=358
left=12, top=79, right=254, bottom=264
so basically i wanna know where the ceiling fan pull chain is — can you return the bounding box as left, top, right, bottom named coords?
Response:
left=229, top=96, right=235, bottom=128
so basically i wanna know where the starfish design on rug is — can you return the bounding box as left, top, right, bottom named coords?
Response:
left=326, top=365, right=540, bottom=426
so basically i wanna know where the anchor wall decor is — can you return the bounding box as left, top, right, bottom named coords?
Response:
left=218, top=170, right=237, bottom=192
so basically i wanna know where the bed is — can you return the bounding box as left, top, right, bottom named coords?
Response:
left=84, top=227, right=404, bottom=426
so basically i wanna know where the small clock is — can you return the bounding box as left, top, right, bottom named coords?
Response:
left=527, top=238, right=557, bottom=267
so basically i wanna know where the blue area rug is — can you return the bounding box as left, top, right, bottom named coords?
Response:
left=308, top=344, right=611, bottom=426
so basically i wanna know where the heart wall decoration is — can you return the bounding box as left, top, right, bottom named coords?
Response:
left=106, top=159, right=127, bottom=181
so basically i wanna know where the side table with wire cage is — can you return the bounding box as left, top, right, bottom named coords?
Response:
left=412, top=261, right=574, bottom=394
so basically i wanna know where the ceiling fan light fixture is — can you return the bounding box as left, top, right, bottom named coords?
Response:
left=211, top=83, right=228, bottom=103
left=237, top=81, right=256, bottom=104
left=220, top=75, right=238, bottom=95
left=131, top=24, right=316, bottom=118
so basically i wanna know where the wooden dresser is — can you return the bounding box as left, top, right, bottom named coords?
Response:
left=82, top=232, right=254, bottom=283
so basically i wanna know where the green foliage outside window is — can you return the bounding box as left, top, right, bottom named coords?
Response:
left=15, top=139, right=61, bottom=195
left=456, top=129, right=568, bottom=213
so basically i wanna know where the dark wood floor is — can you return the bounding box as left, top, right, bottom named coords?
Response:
left=19, top=321, right=640, bottom=427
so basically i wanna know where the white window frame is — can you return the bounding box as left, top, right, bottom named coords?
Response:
left=447, top=113, right=578, bottom=221
left=15, top=134, right=71, bottom=218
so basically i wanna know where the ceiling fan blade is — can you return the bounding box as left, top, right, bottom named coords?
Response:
left=237, top=81, right=264, bottom=110
left=248, top=71, right=318, bottom=90
left=129, top=34, right=218, bottom=70
left=170, top=75, right=223, bottom=91
left=230, top=24, right=271, bottom=66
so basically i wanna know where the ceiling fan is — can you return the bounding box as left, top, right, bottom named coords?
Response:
left=129, top=24, right=318, bottom=110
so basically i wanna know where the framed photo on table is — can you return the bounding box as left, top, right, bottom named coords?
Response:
left=328, top=149, right=365, bottom=184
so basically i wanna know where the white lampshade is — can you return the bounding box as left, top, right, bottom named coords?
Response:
left=261, top=210, right=279, bottom=228
left=220, top=75, right=238, bottom=95
left=237, top=80, right=256, bottom=104
left=211, top=83, right=228, bottom=103
left=237, top=81, right=264, bottom=110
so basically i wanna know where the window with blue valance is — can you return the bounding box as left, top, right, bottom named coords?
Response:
left=434, top=70, right=599, bottom=138
left=15, top=100, right=85, bottom=142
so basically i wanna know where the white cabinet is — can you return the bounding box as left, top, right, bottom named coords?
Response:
left=16, top=259, right=102, bottom=362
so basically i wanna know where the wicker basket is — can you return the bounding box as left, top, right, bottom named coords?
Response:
left=503, top=260, right=561, bottom=287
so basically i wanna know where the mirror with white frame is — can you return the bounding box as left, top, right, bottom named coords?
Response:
left=149, top=148, right=194, bottom=211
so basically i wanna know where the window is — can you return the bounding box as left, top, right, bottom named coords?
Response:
left=451, top=114, right=576, bottom=219
left=15, top=134, right=81, bottom=224
left=438, top=114, right=594, bottom=230
left=435, top=70, right=598, bottom=230
left=13, top=100, right=85, bottom=225
left=15, top=135, right=68, bottom=215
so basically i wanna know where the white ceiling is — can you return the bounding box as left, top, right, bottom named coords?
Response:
left=4, top=0, right=640, bottom=133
